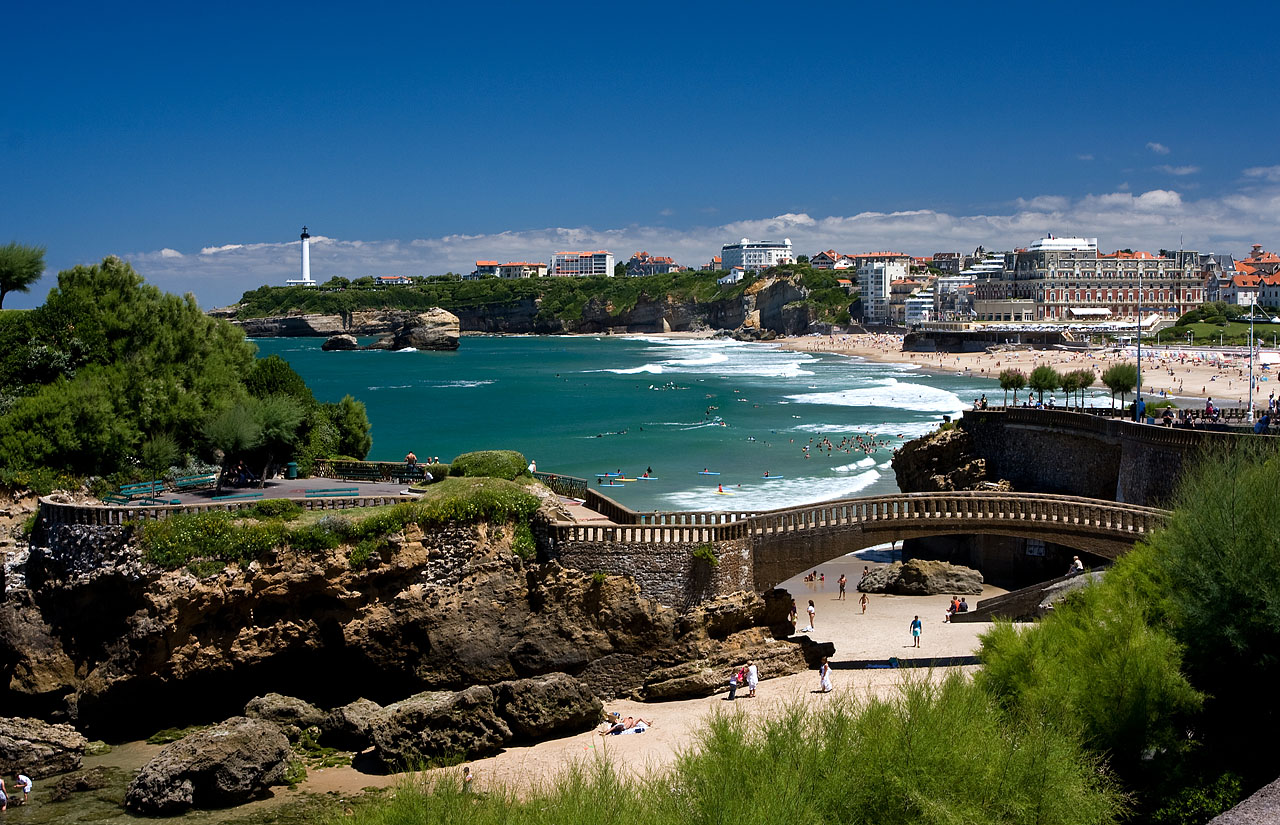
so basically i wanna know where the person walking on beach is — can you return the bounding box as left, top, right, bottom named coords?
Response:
left=746, top=662, right=758, bottom=697
left=806, top=599, right=816, bottom=631
left=838, top=573, right=847, bottom=600
left=859, top=592, right=868, bottom=614
left=910, top=615, right=922, bottom=648
left=818, top=657, right=833, bottom=693
left=727, top=667, right=740, bottom=701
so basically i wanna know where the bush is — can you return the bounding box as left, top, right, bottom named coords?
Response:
left=511, top=522, right=536, bottom=561
left=288, top=522, right=344, bottom=552
left=692, top=544, right=719, bottom=566
left=448, top=450, right=528, bottom=480
left=138, top=511, right=286, bottom=568
left=348, top=538, right=384, bottom=570
left=248, top=498, right=303, bottom=521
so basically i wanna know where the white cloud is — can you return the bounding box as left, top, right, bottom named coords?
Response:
left=1146, top=142, right=1171, bottom=155
left=658, top=208, right=674, bottom=217
left=158, top=248, right=183, bottom=258
left=1155, top=164, right=1200, bottom=176
left=1077, top=154, right=1094, bottom=161
left=1243, top=165, right=1280, bottom=183
left=128, top=184, right=1280, bottom=309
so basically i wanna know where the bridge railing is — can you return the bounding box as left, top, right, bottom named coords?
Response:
left=532, top=471, right=588, bottom=500
left=546, top=491, right=1167, bottom=547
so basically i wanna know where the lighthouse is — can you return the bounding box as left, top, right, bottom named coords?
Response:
left=286, top=226, right=317, bottom=287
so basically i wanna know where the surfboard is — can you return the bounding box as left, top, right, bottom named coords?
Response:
left=596, top=473, right=624, bottom=477
left=761, top=475, right=785, bottom=479
left=714, top=491, right=735, bottom=495
left=697, top=471, right=720, bottom=475
left=635, top=476, right=659, bottom=480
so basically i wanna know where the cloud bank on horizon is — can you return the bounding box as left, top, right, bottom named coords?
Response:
left=120, top=182, right=1280, bottom=310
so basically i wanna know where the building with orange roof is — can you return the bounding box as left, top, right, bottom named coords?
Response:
left=625, top=251, right=683, bottom=277
left=971, top=235, right=1204, bottom=322
left=1240, top=243, right=1280, bottom=275
left=701, top=255, right=723, bottom=271
left=472, top=260, right=501, bottom=277
left=549, top=250, right=615, bottom=278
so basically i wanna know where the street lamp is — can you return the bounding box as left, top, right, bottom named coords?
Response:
left=1135, top=273, right=1143, bottom=421
left=1248, top=296, right=1257, bottom=423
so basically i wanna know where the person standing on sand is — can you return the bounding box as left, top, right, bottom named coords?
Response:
left=746, top=662, right=759, bottom=697
left=859, top=592, right=868, bottom=614
left=807, top=599, right=816, bottom=630
left=818, top=657, right=833, bottom=693
left=838, top=573, right=847, bottom=600
left=910, top=615, right=922, bottom=648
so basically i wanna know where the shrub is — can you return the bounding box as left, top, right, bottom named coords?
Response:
left=248, top=498, right=303, bottom=521
left=138, top=511, right=286, bottom=568
left=448, top=450, right=528, bottom=480
left=288, top=522, right=343, bottom=552
left=511, top=522, right=536, bottom=561
left=348, top=538, right=384, bottom=570
left=692, top=544, right=719, bottom=566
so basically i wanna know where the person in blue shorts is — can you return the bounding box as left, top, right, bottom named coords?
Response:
left=910, top=615, right=922, bottom=648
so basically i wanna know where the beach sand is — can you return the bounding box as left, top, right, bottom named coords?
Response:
left=777, top=332, right=1273, bottom=406
left=284, top=553, right=999, bottom=802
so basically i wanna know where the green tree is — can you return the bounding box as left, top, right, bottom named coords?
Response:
left=1029, top=365, right=1061, bottom=403
left=614, top=262, right=627, bottom=277
left=0, top=242, right=46, bottom=309
left=796, top=254, right=810, bottom=264
left=1071, top=368, right=1097, bottom=408
left=250, top=394, right=307, bottom=485
left=139, top=433, right=181, bottom=483
left=327, top=395, right=372, bottom=459
left=998, top=368, right=1027, bottom=406
left=1059, top=371, right=1080, bottom=407
left=243, top=354, right=316, bottom=405
left=1102, top=363, right=1138, bottom=409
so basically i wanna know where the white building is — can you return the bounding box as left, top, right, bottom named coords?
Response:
left=550, top=250, right=614, bottom=277
left=717, top=267, right=746, bottom=286
left=857, top=260, right=907, bottom=325
left=905, top=290, right=935, bottom=327
left=721, top=238, right=793, bottom=272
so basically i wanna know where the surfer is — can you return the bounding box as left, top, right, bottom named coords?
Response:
left=717, top=483, right=724, bottom=493
left=763, top=470, right=769, bottom=477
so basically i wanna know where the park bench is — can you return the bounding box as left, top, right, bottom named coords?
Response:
left=174, top=473, right=218, bottom=490
left=134, top=496, right=182, bottom=506
left=397, top=465, right=430, bottom=483
left=304, top=488, right=359, bottom=498
left=101, top=493, right=131, bottom=505
left=211, top=491, right=264, bottom=501
left=334, top=465, right=385, bottom=482
left=120, top=480, right=166, bottom=499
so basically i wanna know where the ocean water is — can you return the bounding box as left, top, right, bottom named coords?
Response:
left=253, top=335, right=1001, bottom=512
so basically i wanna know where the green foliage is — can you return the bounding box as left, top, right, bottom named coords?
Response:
left=1148, top=772, right=1243, bottom=825
left=448, top=449, right=528, bottom=480
left=0, top=465, right=79, bottom=496
left=0, top=241, right=46, bottom=309
left=282, top=757, right=308, bottom=788
left=511, top=522, right=536, bottom=561
left=998, top=368, right=1027, bottom=404
left=138, top=511, right=286, bottom=568
left=1029, top=365, right=1061, bottom=401
left=1101, top=363, right=1139, bottom=407
left=186, top=559, right=226, bottom=578
left=348, top=538, right=384, bottom=570
left=326, top=395, right=372, bottom=460
left=976, top=582, right=1202, bottom=774
left=591, top=571, right=608, bottom=586
left=248, top=498, right=303, bottom=521
left=335, top=680, right=1122, bottom=825
left=1176, top=301, right=1249, bottom=327
left=0, top=257, right=257, bottom=475
left=244, top=354, right=316, bottom=405
left=139, top=433, right=181, bottom=482
left=288, top=521, right=344, bottom=552
left=691, top=544, right=719, bottom=566
left=146, top=724, right=209, bottom=745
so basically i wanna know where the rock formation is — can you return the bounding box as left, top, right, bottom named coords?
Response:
left=244, top=693, right=326, bottom=741
left=858, top=559, right=984, bottom=596
left=321, top=333, right=359, bottom=351
left=892, top=426, right=1000, bottom=493
left=124, top=716, right=291, bottom=816
left=0, top=716, right=87, bottom=778
left=387, top=308, right=460, bottom=351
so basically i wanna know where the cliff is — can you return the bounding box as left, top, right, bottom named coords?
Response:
left=1, top=514, right=793, bottom=740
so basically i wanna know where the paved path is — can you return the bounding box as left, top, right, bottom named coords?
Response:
left=162, top=476, right=414, bottom=505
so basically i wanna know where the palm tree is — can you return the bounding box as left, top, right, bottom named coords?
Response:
left=998, top=368, right=1027, bottom=406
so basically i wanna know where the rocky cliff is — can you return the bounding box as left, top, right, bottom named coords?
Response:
left=1, top=515, right=793, bottom=741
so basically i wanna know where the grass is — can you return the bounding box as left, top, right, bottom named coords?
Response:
left=329, top=678, right=1122, bottom=825
left=1167, top=320, right=1280, bottom=347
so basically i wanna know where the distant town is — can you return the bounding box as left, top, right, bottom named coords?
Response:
left=283, top=228, right=1280, bottom=331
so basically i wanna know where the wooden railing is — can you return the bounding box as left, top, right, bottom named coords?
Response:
left=545, top=491, right=1168, bottom=547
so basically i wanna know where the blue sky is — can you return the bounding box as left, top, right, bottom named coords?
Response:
left=4, top=1, right=1279, bottom=308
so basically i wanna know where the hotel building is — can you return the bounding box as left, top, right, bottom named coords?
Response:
left=625, top=252, right=682, bottom=277
left=972, top=236, right=1204, bottom=322
left=549, top=250, right=615, bottom=277
left=720, top=239, right=794, bottom=272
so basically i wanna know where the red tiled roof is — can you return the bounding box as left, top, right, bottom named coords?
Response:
left=475, top=260, right=499, bottom=266
left=1236, top=262, right=1258, bottom=275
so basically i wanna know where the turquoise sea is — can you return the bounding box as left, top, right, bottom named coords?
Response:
left=253, top=335, right=1003, bottom=512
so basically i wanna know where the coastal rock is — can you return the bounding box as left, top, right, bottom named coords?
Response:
left=390, top=308, right=460, bottom=351
left=892, top=426, right=993, bottom=493
left=46, top=765, right=116, bottom=802
left=235, top=314, right=347, bottom=338
left=124, top=716, right=291, bottom=816
left=0, top=716, right=88, bottom=778
left=321, top=334, right=359, bottom=351
left=1036, top=571, right=1104, bottom=617
left=369, top=686, right=511, bottom=769
left=244, top=693, right=326, bottom=740
left=321, top=698, right=383, bottom=751
left=493, top=673, right=602, bottom=741
left=858, top=560, right=983, bottom=596
left=641, top=629, right=810, bottom=700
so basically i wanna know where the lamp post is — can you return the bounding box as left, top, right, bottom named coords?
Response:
left=1248, top=295, right=1256, bottom=423
left=1135, top=273, right=1143, bottom=421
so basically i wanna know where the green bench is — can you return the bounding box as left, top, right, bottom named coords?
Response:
left=336, top=466, right=385, bottom=482
left=397, top=465, right=430, bottom=483
left=120, top=480, right=166, bottom=499
left=101, top=493, right=131, bottom=505
left=305, top=488, right=360, bottom=498
left=211, top=491, right=264, bottom=501
left=174, top=473, right=218, bottom=490
left=134, top=496, right=182, bottom=506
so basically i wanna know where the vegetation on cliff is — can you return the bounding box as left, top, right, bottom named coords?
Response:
left=0, top=256, right=371, bottom=489
left=977, top=439, right=1280, bottom=822
left=232, top=265, right=858, bottom=327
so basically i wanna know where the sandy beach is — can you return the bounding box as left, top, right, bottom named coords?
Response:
left=778, top=332, right=1277, bottom=407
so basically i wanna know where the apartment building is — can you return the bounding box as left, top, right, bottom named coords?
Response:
left=721, top=238, right=794, bottom=272
left=971, top=236, right=1204, bottom=322
left=810, top=250, right=856, bottom=270
left=625, top=252, right=682, bottom=277
left=856, top=260, right=906, bottom=325
left=472, top=261, right=500, bottom=278
left=549, top=250, right=615, bottom=277
left=701, top=255, right=723, bottom=271
left=497, top=262, right=548, bottom=278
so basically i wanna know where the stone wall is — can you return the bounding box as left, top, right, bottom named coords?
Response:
left=553, top=537, right=753, bottom=608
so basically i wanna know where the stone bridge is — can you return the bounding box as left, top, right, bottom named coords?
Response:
left=542, top=490, right=1167, bottom=606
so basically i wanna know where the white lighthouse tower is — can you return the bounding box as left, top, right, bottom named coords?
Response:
left=286, top=226, right=317, bottom=287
